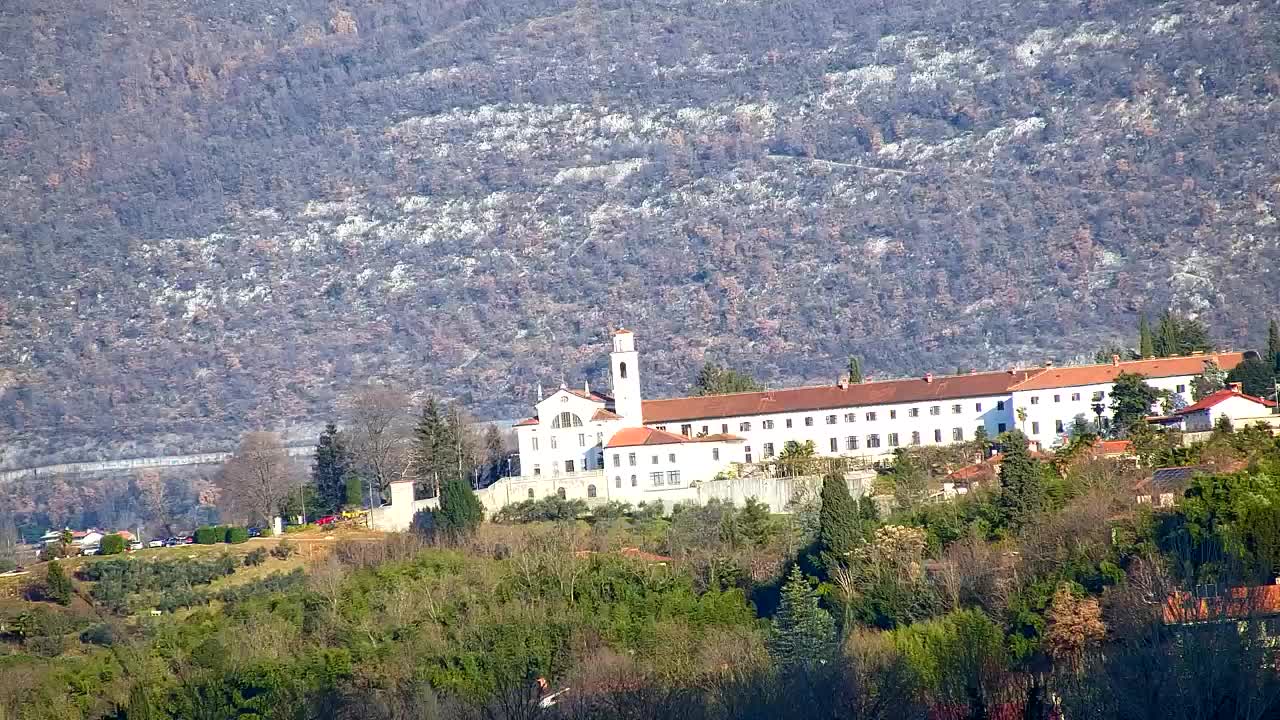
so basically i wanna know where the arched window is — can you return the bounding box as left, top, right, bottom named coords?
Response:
left=587, top=484, right=597, bottom=498
left=615, top=476, right=622, bottom=488
left=550, top=411, right=583, bottom=429
left=557, top=487, right=566, bottom=499
left=527, top=488, right=535, bottom=499
left=619, top=361, right=628, bottom=379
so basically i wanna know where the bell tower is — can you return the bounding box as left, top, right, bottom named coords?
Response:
left=610, top=330, right=643, bottom=425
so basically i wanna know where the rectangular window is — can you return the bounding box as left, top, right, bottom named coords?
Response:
left=830, top=437, right=839, bottom=452
left=826, top=415, right=837, bottom=425
left=887, top=433, right=899, bottom=447
left=612, top=453, right=620, bottom=468
left=934, top=429, right=942, bottom=443
left=532, top=437, right=539, bottom=451
left=786, top=418, right=794, bottom=429
left=846, top=436, right=859, bottom=450
left=866, top=411, right=877, bottom=421
left=975, top=403, right=983, bottom=412
left=763, top=419, right=775, bottom=430
left=1071, top=392, right=1081, bottom=401
left=953, top=427, right=963, bottom=442
left=1031, top=421, right=1040, bottom=435
left=929, top=405, right=941, bottom=416
left=668, top=453, right=676, bottom=463
left=650, top=472, right=663, bottom=487
left=712, top=448, right=720, bottom=461
left=579, top=433, right=586, bottom=447
left=997, top=401, right=1006, bottom=411
left=998, top=423, right=1007, bottom=433
left=722, top=424, right=729, bottom=434
left=616, top=476, right=622, bottom=488
left=702, top=425, right=709, bottom=435
left=681, top=424, right=692, bottom=436
left=1176, top=384, right=1187, bottom=394
left=565, top=460, right=575, bottom=473
left=651, top=455, right=659, bottom=465
left=533, top=465, right=541, bottom=476
left=745, top=446, right=753, bottom=463
left=804, top=416, right=814, bottom=427
left=655, top=426, right=666, bottom=431
left=739, top=422, right=751, bottom=432
left=667, top=471, right=681, bottom=485
left=1055, top=419, right=1064, bottom=434
left=631, top=475, right=637, bottom=487
left=867, top=434, right=881, bottom=448
left=844, top=413, right=856, bottom=423
left=909, top=408, right=920, bottom=418
left=1092, top=391, right=1105, bottom=402
left=1030, top=396, right=1040, bottom=405
left=628, top=453, right=636, bottom=466
left=1053, top=394, right=1061, bottom=403
left=911, top=431, right=921, bottom=445
left=889, top=409, right=898, bottom=420
left=551, top=436, right=558, bottom=449
left=763, top=442, right=775, bottom=458
left=952, top=404, right=962, bottom=414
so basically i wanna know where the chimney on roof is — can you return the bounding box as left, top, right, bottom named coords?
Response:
left=924, top=372, right=933, bottom=383
left=838, top=374, right=850, bottom=390
left=1111, top=354, right=1120, bottom=367
left=584, top=380, right=590, bottom=395
left=537, top=384, right=543, bottom=401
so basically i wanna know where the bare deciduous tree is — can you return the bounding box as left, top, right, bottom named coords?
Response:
left=344, top=384, right=412, bottom=499
left=220, top=431, right=293, bottom=525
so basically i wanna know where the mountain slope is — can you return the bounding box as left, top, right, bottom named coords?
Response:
left=1, top=0, right=1278, bottom=466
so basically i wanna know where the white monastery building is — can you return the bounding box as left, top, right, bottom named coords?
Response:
left=370, top=331, right=1251, bottom=529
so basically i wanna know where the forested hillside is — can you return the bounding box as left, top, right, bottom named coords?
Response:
left=2, top=0, right=1278, bottom=466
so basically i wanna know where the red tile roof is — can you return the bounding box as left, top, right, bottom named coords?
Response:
left=604, top=427, right=695, bottom=448
left=514, top=417, right=539, bottom=427
left=592, top=408, right=622, bottom=421
left=560, top=387, right=612, bottom=403
left=1175, top=387, right=1275, bottom=415
left=1164, top=585, right=1280, bottom=624
left=641, top=369, right=1043, bottom=424
left=1010, top=353, right=1245, bottom=391
left=1095, top=440, right=1133, bottom=457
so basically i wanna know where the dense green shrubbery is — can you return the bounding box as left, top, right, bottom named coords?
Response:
left=79, top=555, right=239, bottom=613
left=99, top=534, right=126, bottom=555
left=193, top=526, right=223, bottom=545
left=225, top=527, right=249, bottom=544
left=493, top=497, right=588, bottom=523
left=244, top=548, right=268, bottom=567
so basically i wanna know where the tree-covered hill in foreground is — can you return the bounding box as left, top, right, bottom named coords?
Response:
left=1, top=0, right=1278, bottom=465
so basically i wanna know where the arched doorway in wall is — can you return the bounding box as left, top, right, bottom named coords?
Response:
left=557, top=487, right=566, bottom=499
left=587, top=484, right=597, bottom=498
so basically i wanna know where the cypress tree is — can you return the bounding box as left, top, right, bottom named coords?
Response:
left=45, top=559, right=72, bottom=605
left=818, top=472, right=861, bottom=558
left=769, top=565, right=837, bottom=671
left=1138, top=313, right=1154, bottom=358
left=311, top=422, right=351, bottom=515
left=483, top=424, right=505, bottom=484
left=437, top=476, right=483, bottom=541
left=847, top=356, right=864, bottom=384
left=1154, top=311, right=1177, bottom=358
left=996, top=430, right=1044, bottom=532
left=1269, top=319, right=1280, bottom=370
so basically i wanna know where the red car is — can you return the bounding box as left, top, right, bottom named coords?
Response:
left=316, top=515, right=338, bottom=526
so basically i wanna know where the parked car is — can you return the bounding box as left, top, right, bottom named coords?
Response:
left=148, top=539, right=165, bottom=548
left=316, top=515, right=338, bottom=527
left=247, top=527, right=262, bottom=538
left=182, top=536, right=195, bottom=545
left=82, top=545, right=101, bottom=556
left=129, top=541, right=144, bottom=551
left=164, top=537, right=181, bottom=547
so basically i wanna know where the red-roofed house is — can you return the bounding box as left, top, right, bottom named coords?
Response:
left=1148, top=384, right=1277, bottom=432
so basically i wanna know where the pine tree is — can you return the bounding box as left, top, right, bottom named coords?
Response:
left=818, top=472, right=861, bottom=558
left=1269, top=319, right=1280, bottom=370
left=737, top=497, right=774, bottom=547
left=311, top=422, right=351, bottom=515
left=412, top=398, right=444, bottom=498
left=1138, top=313, right=1155, bottom=358
left=45, top=559, right=72, bottom=605
left=483, top=424, right=505, bottom=484
left=436, top=476, right=483, bottom=541
left=769, top=565, right=837, bottom=671
left=996, top=430, right=1044, bottom=532
left=847, top=355, right=864, bottom=384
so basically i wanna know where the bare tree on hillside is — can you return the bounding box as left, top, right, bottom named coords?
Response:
left=220, top=432, right=293, bottom=525
left=344, top=384, right=411, bottom=500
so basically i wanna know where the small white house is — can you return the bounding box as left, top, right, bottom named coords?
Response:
left=1149, top=384, right=1276, bottom=432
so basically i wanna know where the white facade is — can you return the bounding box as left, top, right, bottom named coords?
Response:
left=1013, top=376, right=1194, bottom=446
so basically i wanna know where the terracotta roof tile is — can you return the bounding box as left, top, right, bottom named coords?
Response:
left=1164, top=585, right=1280, bottom=624
left=1010, top=353, right=1245, bottom=391
left=1176, top=387, right=1275, bottom=415
left=604, top=427, right=694, bottom=448
left=592, top=409, right=622, bottom=421
left=642, top=369, right=1044, bottom=424
left=514, top=417, right=539, bottom=427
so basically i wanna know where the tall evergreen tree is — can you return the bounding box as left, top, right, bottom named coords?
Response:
left=1153, top=310, right=1212, bottom=357
left=483, top=424, right=505, bottom=484
left=1138, top=313, right=1155, bottom=358
left=436, top=476, right=484, bottom=541
left=847, top=355, right=864, bottom=384
left=45, top=559, right=72, bottom=605
left=818, top=472, right=861, bottom=558
left=996, top=430, right=1044, bottom=532
left=769, top=565, right=837, bottom=671
left=692, top=363, right=763, bottom=396
left=412, top=398, right=460, bottom=498
left=1269, top=319, right=1280, bottom=370
left=311, top=422, right=351, bottom=515
left=1227, top=357, right=1277, bottom=398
